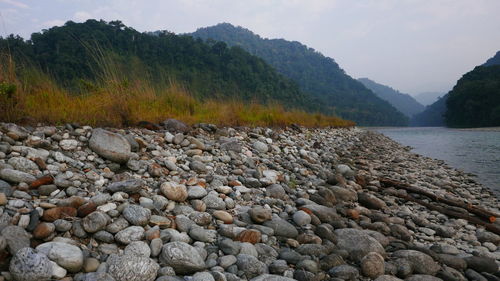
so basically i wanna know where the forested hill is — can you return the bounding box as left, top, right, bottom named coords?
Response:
left=0, top=20, right=312, bottom=110
left=411, top=94, right=448, bottom=126
left=189, top=23, right=408, bottom=126
left=357, top=78, right=424, bottom=118
left=445, top=63, right=500, bottom=127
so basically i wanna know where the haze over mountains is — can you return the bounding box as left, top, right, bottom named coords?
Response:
left=357, top=78, right=425, bottom=118
left=414, top=92, right=445, bottom=106
left=190, top=23, right=408, bottom=126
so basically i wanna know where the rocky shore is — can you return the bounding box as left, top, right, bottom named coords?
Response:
left=0, top=121, right=498, bottom=281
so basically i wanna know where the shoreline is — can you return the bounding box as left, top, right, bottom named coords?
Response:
left=0, top=122, right=498, bottom=280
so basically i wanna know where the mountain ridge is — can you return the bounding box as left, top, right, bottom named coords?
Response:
left=357, top=78, right=424, bottom=118
left=189, top=23, right=409, bottom=126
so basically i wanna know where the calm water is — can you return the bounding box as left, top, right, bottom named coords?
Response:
left=374, top=127, right=500, bottom=197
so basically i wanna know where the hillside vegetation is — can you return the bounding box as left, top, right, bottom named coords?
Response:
left=0, top=20, right=354, bottom=128
left=445, top=65, right=500, bottom=127
left=190, top=23, right=409, bottom=126
left=358, top=78, right=424, bottom=118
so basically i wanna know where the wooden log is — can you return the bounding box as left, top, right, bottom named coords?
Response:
left=380, top=178, right=499, bottom=223
left=391, top=191, right=500, bottom=235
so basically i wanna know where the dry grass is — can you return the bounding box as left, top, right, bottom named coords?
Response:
left=0, top=53, right=355, bottom=128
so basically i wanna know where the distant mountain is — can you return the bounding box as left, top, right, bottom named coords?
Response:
left=414, top=50, right=500, bottom=128
left=414, top=92, right=445, bottom=106
left=189, top=23, right=408, bottom=126
left=357, top=78, right=424, bottom=118
left=411, top=94, right=448, bottom=126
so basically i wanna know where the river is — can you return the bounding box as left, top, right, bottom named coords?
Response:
left=373, top=127, right=500, bottom=197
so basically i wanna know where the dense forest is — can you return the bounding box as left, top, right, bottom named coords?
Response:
left=190, top=23, right=408, bottom=126
left=0, top=20, right=315, bottom=111
left=445, top=65, right=500, bottom=127
left=357, top=78, right=424, bottom=118
left=483, top=51, right=500, bottom=67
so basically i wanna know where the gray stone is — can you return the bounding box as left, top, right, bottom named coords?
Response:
left=374, top=276, right=403, bottom=281
left=219, top=239, right=241, bottom=255
left=124, top=241, right=151, bottom=257
left=123, top=205, right=151, bottom=226
left=358, top=192, right=387, bottom=210
left=160, top=242, right=206, bottom=274
left=187, top=186, right=208, bottom=199
left=203, top=194, right=226, bottom=210
left=300, top=204, right=339, bottom=223
left=89, top=128, right=131, bottom=163
left=250, top=274, right=297, bottom=281
left=292, top=210, right=311, bottom=226
left=404, top=275, right=443, bottom=281
left=464, top=255, right=498, bottom=274
left=107, top=253, right=159, bottom=281
left=2, top=225, right=31, bottom=255
left=106, top=217, right=129, bottom=233
left=253, top=141, right=269, bottom=153
left=335, top=228, right=385, bottom=262
left=107, top=179, right=144, bottom=194
left=115, top=226, right=145, bottom=244
left=329, top=264, right=360, bottom=280
left=464, top=269, right=488, bottom=281
left=329, top=186, right=358, bottom=202
left=0, top=168, right=36, bottom=183
left=82, top=212, right=109, bottom=233
left=10, top=247, right=52, bottom=281
left=476, top=230, right=500, bottom=245
left=192, top=272, right=215, bottom=281
left=237, top=254, right=268, bottom=279
left=74, top=272, right=116, bottom=281
left=361, top=252, right=385, bottom=279
left=36, top=242, right=84, bottom=272
left=263, top=217, right=298, bottom=238
left=190, top=161, right=207, bottom=173
left=189, top=226, right=217, bottom=243
left=7, top=157, right=39, bottom=172
left=393, top=250, right=440, bottom=275
left=0, top=179, right=13, bottom=196
left=163, top=119, right=190, bottom=133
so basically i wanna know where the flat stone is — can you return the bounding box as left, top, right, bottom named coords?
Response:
left=115, top=226, right=145, bottom=244
left=0, top=168, right=36, bottom=183
left=263, top=217, right=298, bottom=238
left=89, top=128, right=131, bottom=163
left=160, top=241, right=206, bottom=274
left=36, top=242, right=84, bottom=272
left=123, top=205, right=151, bottom=226
left=106, top=179, right=144, bottom=194
left=82, top=212, right=109, bottom=233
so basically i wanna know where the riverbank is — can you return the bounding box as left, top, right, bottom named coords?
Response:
left=0, top=122, right=498, bottom=280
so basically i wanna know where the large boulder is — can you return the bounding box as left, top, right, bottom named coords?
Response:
left=0, top=168, right=36, bottom=183
left=335, top=228, right=385, bottom=262
left=36, top=242, right=84, bottom=273
left=107, top=253, right=159, bottom=281
left=393, top=250, right=440, bottom=275
left=160, top=242, right=205, bottom=274
left=1, top=226, right=31, bottom=255
left=9, top=247, right=52, bottom=281
left=89, top=129, right=131, bottom=163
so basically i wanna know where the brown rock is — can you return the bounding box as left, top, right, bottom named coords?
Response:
left=0, top=193, right=7, bottom=206
left=160, top=182, right=188, bottom=202
left=33, top=158, right=47, bottom=170
left=346, top=209, right=360, bottom=220
left=297, top=233, right=322, bottom=244
left=29, top=175, right=54, bottom=189
left=213, top=211, right=233, bottom=224
left=235, top=229, right=261, bottom=244
left=78, top=202, right=97, bottom=217
left=42, top=207, right=77, bottom=222
left=33, top=222, right=55, bottom=239
left=248, top=206, right=272, bottom=224
left=59, top=196, right=86, bottom=209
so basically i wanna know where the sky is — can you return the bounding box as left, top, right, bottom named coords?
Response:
left=1, top=0, right=500, bottom=95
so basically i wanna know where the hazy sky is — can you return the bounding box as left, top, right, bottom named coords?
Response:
left=1, top=0, right=500, bottom=95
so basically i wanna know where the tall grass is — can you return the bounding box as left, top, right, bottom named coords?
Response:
left=0, top=51, right=355, bottom=128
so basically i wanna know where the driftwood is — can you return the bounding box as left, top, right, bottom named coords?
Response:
left=380, top=178, right=499, bottom=223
